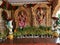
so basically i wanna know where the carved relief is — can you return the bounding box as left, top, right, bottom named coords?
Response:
left=14, top=6, right=30, bottom=28
left=32, top=4, right=50, bottom=27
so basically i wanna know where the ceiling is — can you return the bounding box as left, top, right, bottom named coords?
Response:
left=8, top=0, right=48, bottom=3
left=7, top=0, right=53, bottom=5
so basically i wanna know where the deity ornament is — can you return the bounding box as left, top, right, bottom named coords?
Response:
left=18, top=11, right=26, bottom=30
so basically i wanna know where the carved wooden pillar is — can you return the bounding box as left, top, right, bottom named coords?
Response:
left=46, top=8, right=49, bottom=27
left=49, top=6, right=52, bottom=26
left=46, top=6, right=52, bottom=27
left=32, top=5, right=40, bottom=27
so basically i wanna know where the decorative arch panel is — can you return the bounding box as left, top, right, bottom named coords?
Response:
left=32, top=4, right=51, bottom=27
left=14, top=6, right=31, bottom=28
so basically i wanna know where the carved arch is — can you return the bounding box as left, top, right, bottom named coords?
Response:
left=32, top=4, right=50, bottom=27
left=14, top=6, right=30, bottom=28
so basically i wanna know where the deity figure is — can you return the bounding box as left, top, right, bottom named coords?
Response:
left=36, top=8, right=45, bottom=26
left=18, top=11, right=26, bottom=30
left=6, top=18, right=13, bottom=34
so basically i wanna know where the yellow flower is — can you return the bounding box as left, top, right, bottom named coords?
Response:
left=53, top=32, right=59, bottom=37
left=8, top=34, right=13, bottom=40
